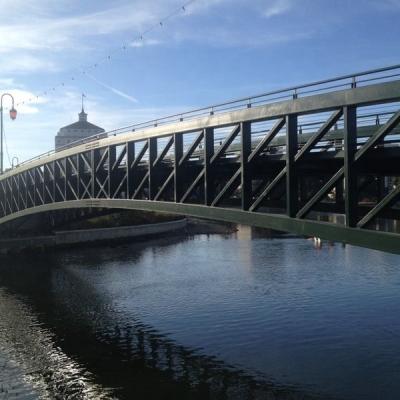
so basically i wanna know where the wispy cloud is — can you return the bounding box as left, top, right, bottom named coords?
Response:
left=0, top=89, right=47, bottom=115
left=85, top=73, right=138, bottom=104
left=0, top=55, right=58, bottom=74
left=0, top=0, right=307, bottom=76
left=0, top=78, right=21, bottom=88
left=130, top=38, right=162, bottom=48
left=263, top=0, right=293, bottom=18
left=0, top=0, right=184, bottom=72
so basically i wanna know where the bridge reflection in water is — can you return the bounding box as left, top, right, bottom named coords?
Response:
left=0, top=237, right=334, bottom=400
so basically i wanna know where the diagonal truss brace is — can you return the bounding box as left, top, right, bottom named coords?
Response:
left=357, top=186, right=400, bottom=228
left=297, top=109, right=400, bottom=219
left=248, top=118, right=285, bottom=162
left=250, top=109, right=343, bottom=212
left=210, top=125, right=240, bottom=164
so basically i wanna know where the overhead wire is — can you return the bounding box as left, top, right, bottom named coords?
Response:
left=1, top=0, right=198, bottom=168
left=14, top=0, right=198, bottom=109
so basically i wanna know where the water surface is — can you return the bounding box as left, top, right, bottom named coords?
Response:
left=1, top=227, right=400, bottom=399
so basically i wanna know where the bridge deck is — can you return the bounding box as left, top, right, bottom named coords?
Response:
left=1, top=72, right=400, bottom=253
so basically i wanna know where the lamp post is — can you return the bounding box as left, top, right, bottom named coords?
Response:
left=0, top=93, right=17, bottom=174
left=11, top=156, right=19, bottom=169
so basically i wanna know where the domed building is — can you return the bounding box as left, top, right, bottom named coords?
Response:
left=55, top=108, right=105, bottom=150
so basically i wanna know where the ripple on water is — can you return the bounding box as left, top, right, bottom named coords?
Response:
left=1, top=233, right=400, bottom=399
left=0, top=288, right=114, bottom=399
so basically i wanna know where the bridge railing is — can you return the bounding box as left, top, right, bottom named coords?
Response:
left=1, top=72, right=400, bottom=253
left=13, top=63, right=400, bottom=170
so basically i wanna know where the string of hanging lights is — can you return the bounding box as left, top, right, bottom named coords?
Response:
left=13, top=0, right=197, bottom=109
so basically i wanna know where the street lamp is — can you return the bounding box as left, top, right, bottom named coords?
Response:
left=11, top=156, right=19, bottom=169
left=0, top=93, right=17, bottom=174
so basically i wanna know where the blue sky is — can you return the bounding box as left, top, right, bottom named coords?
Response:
left=0, top=0, right=399, bottom=164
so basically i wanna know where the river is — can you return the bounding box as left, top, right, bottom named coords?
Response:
left=0, top=226, right=399, bottom=399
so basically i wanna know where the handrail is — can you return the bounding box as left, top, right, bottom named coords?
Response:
left=13, top=63, right=400, bottom=169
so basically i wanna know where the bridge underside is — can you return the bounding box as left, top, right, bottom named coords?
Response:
left=1, top=199, right=400, bottom=255
left=1, top=79, right=400, bottom=253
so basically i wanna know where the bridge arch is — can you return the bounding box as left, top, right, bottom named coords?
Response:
left=1, top=68, right=400, bottom=254
left=1, top=199, right=399, bottom=254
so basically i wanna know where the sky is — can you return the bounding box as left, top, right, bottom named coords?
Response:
left=0, top=0, right=399, bottom=165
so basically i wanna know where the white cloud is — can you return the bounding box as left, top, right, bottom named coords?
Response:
left=0, top=1, right=182, bottom=54
left=0, top=1, right=183, bottom=73
left=264, top=0, right=293, bottom=18
left=0, top=0, right=315, bottom=165
left=0, top=78, right=18, bottom=88
left=0, top=54, right=58, bottom=74
left=0, top=0, right=307, bottom=75
left=130, top=38, right=162, bottom=48
left=0, top=89, right=47, bottom=114
left=183, top=0, right=227, bottom=14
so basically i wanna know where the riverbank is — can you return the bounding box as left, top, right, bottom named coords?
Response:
left=0, top=219, right=188, bottom=255
left=0, top=218, right=241, bottom=255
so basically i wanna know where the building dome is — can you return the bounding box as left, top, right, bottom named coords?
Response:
left=55, top=108, right=105, bottom=150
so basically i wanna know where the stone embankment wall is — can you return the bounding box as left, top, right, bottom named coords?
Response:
left=0, top=219, right=187, bottom=255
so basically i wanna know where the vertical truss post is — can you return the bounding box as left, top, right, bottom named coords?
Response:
left=44, top=162, right=53, bottom=204
left=5, top=178, right=9, bottom=213
left=26, top=170, right=32, bottom=208
left=16, top=174, right=20, bottom=210
left=43, top=164, right=48, bottom=204
left=63, top=159, right=67, bottom=201
left=11, top=176, right=16, bottom=212
left=33, top=168, right=38, bottom=206
left=148, top=137, right=157, bottom=200
left=174, top=133, right=183, bottom=202
left=42, top=167, right=45, bottom=205
left=286, top=114, right=298, bottom=217
left=22, top=172, right=27, bottom=209
left=78, top=155, right=84, bottom=199
left=52, top=161, right=56, bottom=203
left=25, top=172, right=29, bottom=208
left=344, top=106, right=357, bottom=227
left=65, top=157, right=72, bottom=201
left=0, top=184, right=3, bottom=217
left=109, top=145, right=116, bottom=199
left=47, top=161, right=56, bottom=203
left=204, top=127, right=214, bottom=206
left=91, top=149, right=97, bottom=198
left=127, top=142, right=135, bottom=199
left=241, top=121, right=251, bottom=210
left=17, top=173, right=23, bottom=210
left=336, top=180, right=343, bottom=207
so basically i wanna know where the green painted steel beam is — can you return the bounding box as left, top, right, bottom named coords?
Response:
left=2, top=80, right=400, bottom=180
left=0, top=199, right=399, bottom=254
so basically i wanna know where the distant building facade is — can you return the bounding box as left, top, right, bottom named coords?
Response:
left=55, top=108, right=105, bottom=150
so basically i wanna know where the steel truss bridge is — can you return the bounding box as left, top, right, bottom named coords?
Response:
left=1, top=65, right=400, bottom=253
